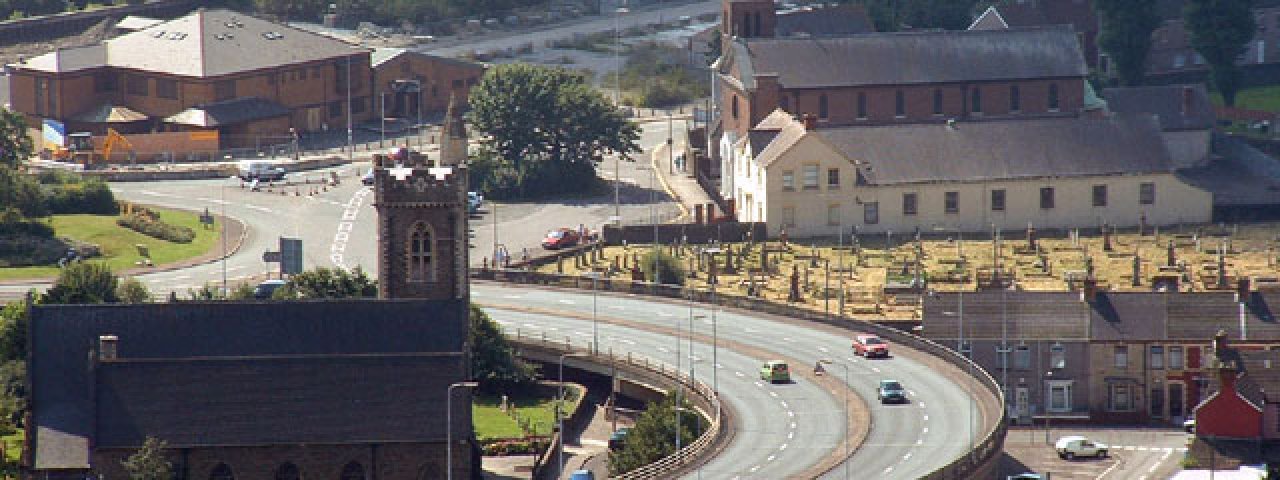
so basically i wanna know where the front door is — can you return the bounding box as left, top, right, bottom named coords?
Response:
left=1169, top=382, right=1185, bottom=420
left=1015, top=386, right=1030, bottom=419
left=306, top=107, right=322, bottom=131
left=1151, top=386, right=1165, bottom=418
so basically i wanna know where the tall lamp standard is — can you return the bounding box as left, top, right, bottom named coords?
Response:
left=819, top=359, right=851, bottom=479
left=612, top=5, right=629, bottom=223
left=938, top=291, right=975, bottom=454
left=446, top=381, right=478, bottom=480
left=558, top=353, right=588, bottom=476
left=346, top=49, right=355, bottom=164
left=1045, top=370, right=1054, bottom=444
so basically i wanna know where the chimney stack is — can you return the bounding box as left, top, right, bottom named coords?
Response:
left=1082, top=277, right=1098, bottom=303
left=1182, top=86, right=1193, bottom=117
left=98, top=335, right=118, bottom=361
left=1238, top=277, right=1252, bottom=302
left=802, top=114, right=816, bottom=131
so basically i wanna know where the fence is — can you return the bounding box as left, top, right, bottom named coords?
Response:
left=507, top=329, right=726, bottom=480
left=602, top=222, right=766, bottom=245
left=475, top=268, right=1008, bottom=479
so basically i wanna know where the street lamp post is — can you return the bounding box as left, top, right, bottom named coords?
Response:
left=939, top=291, right=974, bottom=453
left=1045, top=370, right=1054, bottom=444
left=820, top=359, right=851, bottom=479
left=346, top=52, right=354, bottom=164
left=592, top=274, right=599, bottom=354
left=446, top=381, right=478, bottom=480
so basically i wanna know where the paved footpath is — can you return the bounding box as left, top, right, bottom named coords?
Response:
left=650, top=117, right=716, bottom=222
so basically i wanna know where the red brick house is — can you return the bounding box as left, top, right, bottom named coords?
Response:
left=1194, top=332, right=1280, bottom=439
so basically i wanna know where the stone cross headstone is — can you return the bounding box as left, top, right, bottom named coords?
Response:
left=1139, top=212, right=1148, bottom=236
left=724, top=245, right=738, bottom=275
left=1167, top=239, right=1176, bottom=267
left=781, top=229, right=789, bottom=248
left=1132, top=254, right=1142, bottom=287
left=1102, top=224, right=1112, bottom=252
left=789, top=265, right=802, bottom=302
left=1218, top=244, right=1228, bottom=289
left=1027, top=223, right=1037, bottom=252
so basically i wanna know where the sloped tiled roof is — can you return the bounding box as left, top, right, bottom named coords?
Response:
left=737, top=26, right=1086, bottom=89
left=811, top=114, right=1173, bottom=185
left=1103, top=84, right=1216, bottom=131
left=1167, top=293, right=1247, bottom=340
left=164, top=96, right=289, bottom=127
left=1089, top=293, right=1168, bottom=341
left=922, top=291, right=1089, bottom=341
left=775, top=4, right=874, bottom=37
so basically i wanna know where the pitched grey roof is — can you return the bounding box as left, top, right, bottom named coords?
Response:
left=813, top=114, right=1174, bottom=185
left=775, top=4, right=875, bottom=37
left=1089, top=293, right=1168, bottom=341
left=1102, top=84, right=1216, bottom=131
left=922, top=291, right=1089, bottom=341
left=738, top=26, right=1086, bottom=89
left=164, top=97, right=289, bottom=127
left=30, top=299, right=466, bottom=469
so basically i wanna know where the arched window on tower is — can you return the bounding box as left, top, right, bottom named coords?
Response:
left=209, top=463, right=235, bottom=480
left=273, top=463, right=299, bottom=480
left=408, top=222, right=434, bottom=282
left=341, top=462, right=367, bottom=480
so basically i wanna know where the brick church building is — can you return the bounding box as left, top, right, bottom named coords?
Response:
left=23, top=105, right=476, bottom=479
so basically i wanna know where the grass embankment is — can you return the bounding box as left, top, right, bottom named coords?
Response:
left=1211, top=84, right=1280, bottom=112
left=0, top=208, right=222, bottom=281
left=473, top=389, right=576, bottom=441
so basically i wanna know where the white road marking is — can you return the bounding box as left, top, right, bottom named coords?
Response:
left=884, top=467, right=893, bottom=474
left=780, top=401, right=788, bottom=408
left=903, top=452, right=912, bottom=461
left=787, top=411, right=795, bottom=418
left=787, top=431, right=794, bottom=440
left=610, top=305, right=626, bottom=310
left=818, top=346, right=829, bottom=352
left=749, top=466, right=760, bottom=473
left=783, top=337, right=794, bottom=342
left=768, top=391, right=778, bottom=398
left=922, top=427, right=929, bottom=434
left=923, top=415, right=929, bottom=421
left=734, top=371, right=744, bottom=377
left=558, top=299, right=575, bottom=304
left=766, top=455, right=775, bottom=462
left=779, top=443, right=787, bottom=451
left=504, top=295, right=523, bottom=299
left=872, top=367, right=881, bottom=373
left=790, top=422, right=796, bottom=429
left=245, top=204, right=272, bottom=213
left=656, top=311, right=671, bottom=316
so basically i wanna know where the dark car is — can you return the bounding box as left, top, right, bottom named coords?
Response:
left=541, top=228, right=581, bottom=250
left=253, top=279, right=287, bottom=299
left=877, top=379, right=907, bottom=404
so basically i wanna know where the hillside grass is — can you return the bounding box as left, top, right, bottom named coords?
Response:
left=473, top=389, right=575, bottom=441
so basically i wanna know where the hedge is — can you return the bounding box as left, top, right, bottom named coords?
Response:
left=116, top=211, right=195, bottom=244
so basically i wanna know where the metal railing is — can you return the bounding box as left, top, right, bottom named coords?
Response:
left=477, top=268, right=1007, bottom=479
left=506, top=327, right=725, bottom=480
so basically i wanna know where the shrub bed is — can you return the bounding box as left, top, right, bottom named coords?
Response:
left=480, top=437, right=551, bottom=456
left=116, top=208, right=195, bottom=244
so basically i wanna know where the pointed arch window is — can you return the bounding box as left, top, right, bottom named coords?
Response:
left=209, top=463, right=235, bottom=480
left=341, top=462, right=366, bottom=480
left=408, top=222, right=434, bottom=282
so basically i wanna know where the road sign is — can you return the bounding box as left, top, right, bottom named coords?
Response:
left=280, top=237, right=303, bottom=275
left=262, top=251, right=282, bottom=263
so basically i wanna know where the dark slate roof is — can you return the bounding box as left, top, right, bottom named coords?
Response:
left=1167, top=293, right=1250, bottom=340
left=992, top=0, right=1097, bottom=33
left=1089, top=293, right=1168, bottom=341
left=94, top=354, right=466, bottom=448
left=30, top=299, right=466, bottom=469
left=1102, top=84, right=1216, bottom=131
left=740, top=26, right=1086, bottom=89
left=775, top=4, right=875, bottom=37
left=922, top=291, right=1088, bottom=341
left=814, top=114, right=1173, bottom=185
left=1238, top=349, right=1280, bottom=404
left=164, top=97, right=289, bottom=127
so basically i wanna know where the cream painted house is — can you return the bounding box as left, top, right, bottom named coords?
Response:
left=730, top=111, right=1214, bottom=237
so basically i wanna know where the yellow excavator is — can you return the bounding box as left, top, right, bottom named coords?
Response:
left=68, top=128, right=134, bottom=168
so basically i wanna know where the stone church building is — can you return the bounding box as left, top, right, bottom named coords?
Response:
left=23, top=105, right=476, bottom=479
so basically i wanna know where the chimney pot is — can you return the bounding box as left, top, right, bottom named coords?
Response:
left=98, top=335, right=118, bottom=361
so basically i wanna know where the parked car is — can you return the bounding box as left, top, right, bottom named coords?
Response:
left=568, top=469, right=595, bottom=480
left=361, top=170, right=375, bottom=186
left=853, top=334, right=890, bottom=358
left=253, top=279, right=287, bottom=299
left=877, top=379, right=907, bottom=404
left=760, top=360, right=791, bottom=383
left=1183, top=416, right=1196, bottom=433
left=238, top=161, right=286, bottom=181
left=608, top=427, right=631, bottom=451
left=468, top=191, right=483, bottom=213
left=1055, top=435, right=1109, bottom=460
left=542, top=228, right=581, bottom=249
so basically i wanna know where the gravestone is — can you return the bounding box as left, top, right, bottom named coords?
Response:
left=789, top=265, right=802, bottom=302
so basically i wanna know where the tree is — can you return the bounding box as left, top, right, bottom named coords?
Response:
left=640, top=250, right=685, bottom=286
left=0, top=108, right=32, bottom=171
left=1185, top=0, right=1256, bottom=106
left=467, top=64, right=640, bottom=199
left=608, top=393, right=704, bottom=475
left=468, top=304, right=536, bottom=393
left=116, top=277, right=151, bottom=304
left=851, top=0, right=980, bottom=31
left=227, top=282, right=256, bottom=300
left=706, top=27, right=722, bottom=64
left=1096, top=0, right=1160, bottom=86
left=0, top=300, right=29, bottom=362
left=121, top=436, right=172, bottom=480
left=272, top=266, right=377, bottom=299
left=43, top=262, right=119, bottom=304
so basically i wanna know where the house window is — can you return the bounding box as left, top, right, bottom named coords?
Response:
left=991, top=189, right=1006, bottom=212
left=340, top=462, right=366, bottom=480
left=819, top=94, right=828, bottom=119
left=328, top=101, right=343, bottom=118
left=1114, top=345, right=1129, bottom=368
left=827, top=168, right=840, bottom=188
left=863, top=202, right=879, bottom=224
left=126, top=74, right=148, bottom=96
left=1109, top=383, right=1134, bottom=411
left=1092, top=185, right=1108, bottom=207
left=944, top=191, right=959, bottom=214
left=269, top=72, right=278, bottom=85
left=1048, top=380, right=1073, bottom=413
left=1048, top=83, right=1060, bottom=111
left=971, top=87, right=983, bottom=114
left=856, top=92, right=867, bottom=119
left=275, top=463, right=300, bottom=480
left=1050, top=343, right=1066, bottom=369
left=408, top=222, right=434, bottom=283
left=1170, top=346, right=1184, bottom=369
left=1140, top=182, right=1156, bottom=205
left=781, top=170, right=794, bottom=190
left=997, top=345, right=1010, bottom=370
left=827, top=204, right=841, bottom=226
left=933, top=89, right=943, bottom=115
left=902, top=193, right=917, bottom=216
left=802, top=165, right=819, bottom=189
left=352, top=96, right=367, bottom=114
left=452, top=79, right=463, bottom=88
left=1040, top=187, right=1055, bottom=209
left=1010, top=85, right=1021, bottom=112
left=1174, top=53, right=1186, bottom=68
left=894, top=90, right=905, bottom=118
left=1014, top=345, right=1031, bottom=370
left=782, top=206, right=796, bottom=228
left=156, top=78, right=177, bottom=99
left=210, top=463, right=235, bottom=480
left=214, top=80, right=236, bottom=101
left=93, top=72, right=117, bottom=92
left=1151, top=345, right=1165, bottom=369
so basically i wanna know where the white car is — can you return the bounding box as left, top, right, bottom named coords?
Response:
left=1055, top=435, right=1108, bottom=460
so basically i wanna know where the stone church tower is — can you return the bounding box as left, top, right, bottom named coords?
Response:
left=722, top=0, right=776, bottom=41
left=373, top=97, right=470, bottom=300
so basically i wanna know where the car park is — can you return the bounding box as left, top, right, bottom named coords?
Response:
left=542, top=228, right=581, bottom=250
left=760, top=360, right=791, bottom=383
left=877, top=379, right=907, bottom=404
left=853, top=334, right=890, bottom=358
left=1055, top=435, right=1109, bottom=460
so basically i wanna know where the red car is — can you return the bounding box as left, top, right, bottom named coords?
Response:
left=853, top=334, right=890, bottom=358
left=541, top=228, right=581, bottom=250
